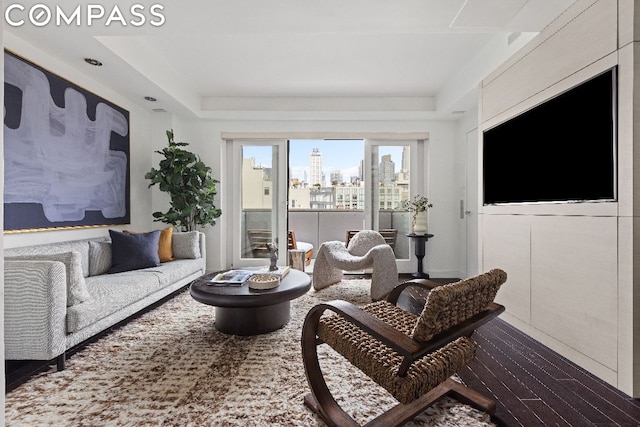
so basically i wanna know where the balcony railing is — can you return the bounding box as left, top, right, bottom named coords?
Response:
left=242, top=209, right=412, bottom=260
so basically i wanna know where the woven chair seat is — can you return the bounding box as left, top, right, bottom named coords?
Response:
left=318, top=300, right=477, bottom=404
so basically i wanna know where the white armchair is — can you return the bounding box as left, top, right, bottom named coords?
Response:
left=312, top=230, right=398, bottom=300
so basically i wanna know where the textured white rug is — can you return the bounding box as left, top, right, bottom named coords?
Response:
left=5, top=280, right=495, bottom=426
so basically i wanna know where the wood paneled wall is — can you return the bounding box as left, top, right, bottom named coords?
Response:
left=479, top=0, right=640, bottom=397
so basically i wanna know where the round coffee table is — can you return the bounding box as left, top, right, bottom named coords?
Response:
left=190, top=269, right=311, bottom=335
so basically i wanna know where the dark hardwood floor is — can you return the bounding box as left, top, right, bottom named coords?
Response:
left=6, top=274, right=640, bottom=426
left=396, top=274, right=640, bottom=427
left=461, top=318, right=640, bottom=427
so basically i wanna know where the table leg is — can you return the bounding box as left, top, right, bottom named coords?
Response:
left=412, top=237, right=429, bottom=279
left=215, top=302, right=291, bottom=335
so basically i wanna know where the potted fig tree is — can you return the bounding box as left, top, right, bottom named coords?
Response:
left=145, top=130, right=221, bottom=231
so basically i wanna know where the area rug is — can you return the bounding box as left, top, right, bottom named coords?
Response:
left=5, top=280, right=495, bottom=426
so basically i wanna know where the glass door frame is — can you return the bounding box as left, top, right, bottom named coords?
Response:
left=230, top=138, right=288, bottom=268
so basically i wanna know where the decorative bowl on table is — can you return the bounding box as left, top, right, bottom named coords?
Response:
left=248, top=274, right=280, bottom=290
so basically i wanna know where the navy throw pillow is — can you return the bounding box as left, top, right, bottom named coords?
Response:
left=108, top=229, right=161, bottom=274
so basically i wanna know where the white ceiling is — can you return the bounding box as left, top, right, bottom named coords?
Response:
left=5, top=0, right=576, bottom=119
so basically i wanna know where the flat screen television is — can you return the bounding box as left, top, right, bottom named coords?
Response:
left=482, top=67, right=617, bottom=205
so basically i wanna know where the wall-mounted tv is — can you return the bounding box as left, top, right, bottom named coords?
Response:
left=482, top=67, right=617, bottom=206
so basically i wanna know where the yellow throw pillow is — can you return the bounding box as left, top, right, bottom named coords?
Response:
left=157, top=226, right=174, bottom=262
left=123, top=227, right=174, bottom=262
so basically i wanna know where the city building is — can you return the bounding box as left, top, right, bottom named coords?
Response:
left=379, top=154, right=395, bottom=184
left=242, top=158, right=272, bottom=209
left=309, top=148, right=323, bottom=187
left=329, top=170, right=343, bottom=186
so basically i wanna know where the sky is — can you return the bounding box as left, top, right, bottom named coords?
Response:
left=244, top=139, right=405, bottom=186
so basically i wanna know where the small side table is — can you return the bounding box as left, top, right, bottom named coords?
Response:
left=407, top=233, right=434, bottom=279
left=289, top=249, right=306, bottom=272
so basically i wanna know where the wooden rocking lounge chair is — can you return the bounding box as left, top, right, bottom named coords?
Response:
left=301, top=268, right=507, bottom=426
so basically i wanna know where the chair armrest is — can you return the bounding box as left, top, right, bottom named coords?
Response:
left=4, top=260, right=68, bottom=361
left=386, top=278, right=442, bottom=305
left=414, top=302, right=506, bottom=357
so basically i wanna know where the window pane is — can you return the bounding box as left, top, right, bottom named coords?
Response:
left=375, top=145, right=411, bottom=260
left=289, top=139, right=366, bottom=246
left=289, top=140, right=364, bottom=210
left=242, top=146, right=273, bottom=259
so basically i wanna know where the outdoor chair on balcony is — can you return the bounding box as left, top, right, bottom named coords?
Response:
left=346, top=229, right=398, bottom=252
left=247, top=229, right=313, bottom=266
left=313, top=230, right=398, bottom=300
left=288, top=231, right=314, bottom=266
left=302, top=268, right=508, bottom=427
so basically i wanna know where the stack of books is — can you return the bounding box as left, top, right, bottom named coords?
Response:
left=208, top=265, right=290, bottom=286
left=257, top=265, right=290, bottom=278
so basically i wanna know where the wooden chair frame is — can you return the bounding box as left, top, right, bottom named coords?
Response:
left=301, top=279, right=505, bottom=426
left=247, top=229, right=272, bottom=258
left=288, top=230, right=313, bottom=265
left=247, top=229, right=313, bottom=265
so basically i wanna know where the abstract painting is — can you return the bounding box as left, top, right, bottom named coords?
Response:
left=3, top=50, right=130, bottom=232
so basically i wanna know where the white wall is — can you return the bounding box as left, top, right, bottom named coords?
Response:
left=3, top=34, right=155, bottom=249
left=479, top=0, right=639, bottom=397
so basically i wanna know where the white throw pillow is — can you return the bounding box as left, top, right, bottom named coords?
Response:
left=88, top=240, right=112, bottom=276
left=172, top=231, right=201, bottom=259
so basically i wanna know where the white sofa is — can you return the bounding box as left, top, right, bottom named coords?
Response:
left=4, top=231, right=206, bottom=370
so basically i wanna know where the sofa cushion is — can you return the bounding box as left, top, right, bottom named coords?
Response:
left=108, top=230, right=161, bottom=274
left=173, top=231, right=201, bottom=259
left=6, top=251, right=91, bottom=306
left=67, top=271, right=162, bottom=333
left=89, top=241, right=112, bottom=276
left=138, top=258, right=205, bottom=286
left=296, top=241, right=313, bottom=253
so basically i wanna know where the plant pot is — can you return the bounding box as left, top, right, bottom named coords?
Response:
left=413, top=210, right=427, bottom=235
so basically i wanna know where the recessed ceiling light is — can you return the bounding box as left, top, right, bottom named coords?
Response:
left=84, top=58, right=102, bottom=67
left=144, top=96, right=157, bottom=102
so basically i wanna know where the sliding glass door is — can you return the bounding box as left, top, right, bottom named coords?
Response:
left=365, top=139, right=423, bottom=273
left=225, top=135, right=426, bottom=274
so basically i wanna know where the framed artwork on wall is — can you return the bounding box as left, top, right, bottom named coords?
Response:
left=3, top=50, right=130, bottom=232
